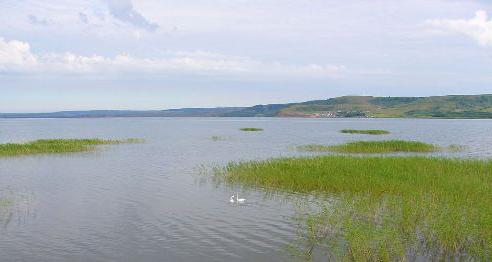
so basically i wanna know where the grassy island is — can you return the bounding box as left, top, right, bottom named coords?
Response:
left=298, top=140, right=439, bottom=154
left=239, top=128, right=264, bottom=132
left=0, top=138, right=142, bottom=157
left=216, top=155, right=492, bottom=260
left=340, top=129, right=390, bottom=135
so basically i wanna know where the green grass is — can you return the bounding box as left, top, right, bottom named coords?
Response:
left=275, top=95, right=492, bottom=119
left=298, top=140, right=439, bottom=153
left=340, top=129, right=390, bottom=135
left=239, top=128, right=264, bottom=132
left=211, top=136, right=226, bottom=141
left=0, top=138, right=142, bottom=157
left=0, top=199, right=13, bottom=206
left=215, top=155, right=492, bottom=260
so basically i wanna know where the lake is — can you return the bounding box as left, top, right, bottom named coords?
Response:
left=0, top=118, right=491, bottom=261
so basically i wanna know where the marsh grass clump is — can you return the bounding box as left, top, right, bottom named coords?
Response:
left=216, top=156, right=492, bottom=260
left=329, top=140, right=439, bottom=153
left=211, top=136, right=226, bottom=141
left=0, top=138, right=142, bottom=157
left=239, top=128, right=264, bottom=132
left=123, top=138, right=145, bottom=143
left=0, top=199, right=13, bottom=207
left=298, top=140, right=439, bottom=154
left=297, top=144, right=333, bottom=152
left=341, top=129, right=390, bottom=135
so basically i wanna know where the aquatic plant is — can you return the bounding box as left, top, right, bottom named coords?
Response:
left=239, top=128, right=264, bottom=132
left=211, top=136, right=226, bottom=141
left=298, top=140, right=439, bottom=153
left=0, top=138, right=142, bottom=157
left=216, top=155, right=492, bottom=260
left=340, top=129, right=390, bottom=135
left=0, top=199, right=13, bottom=207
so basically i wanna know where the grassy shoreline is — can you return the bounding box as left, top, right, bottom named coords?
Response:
left=298, top=140, right=439, bottom=153
left=340, top=129, right=390, bottom=135
left=216, top=155, right=492, bottom=260
left=0, top=138, right=142, bottom=157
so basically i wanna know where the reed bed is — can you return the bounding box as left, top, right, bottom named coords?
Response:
left=216, top=155, right=492, bottom=260
left=0, top=138, right=142, bottom=157
left=239, top=128, right=264, bottom=132
left=340, top=129, right=390, bottom=135
left=298, top=140, right=439, bottom=153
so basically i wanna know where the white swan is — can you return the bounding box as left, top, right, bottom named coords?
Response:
left=229, top=193, right=246, bottom=203
left=236, top=192, right=246, bottom=203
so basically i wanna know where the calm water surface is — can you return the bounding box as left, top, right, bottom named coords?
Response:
left=0, top=118, right=491, bottom=261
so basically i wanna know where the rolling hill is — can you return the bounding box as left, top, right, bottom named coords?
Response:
left=225, top=94, right=492, bottom=118
left=1, top=94, right=491, bottom=119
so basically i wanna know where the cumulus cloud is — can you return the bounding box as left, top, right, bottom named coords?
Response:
left=426, top=10, right=492, bottom=47
left=0, top=38, right=346, bottom=79
left=0, top=38, right=37, bottom=70
left=103, top=0, right=158, bottom=32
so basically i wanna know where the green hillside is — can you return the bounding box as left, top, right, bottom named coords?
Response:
left=230, top=94, right=492, bottom=118
left=2, top=94, right=492, bottom=119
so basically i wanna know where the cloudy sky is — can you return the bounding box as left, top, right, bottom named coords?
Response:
left=1, top=0, right=491, bottom=112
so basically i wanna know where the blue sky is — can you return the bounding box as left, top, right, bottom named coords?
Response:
left=1, top=0, right=491, bottom=112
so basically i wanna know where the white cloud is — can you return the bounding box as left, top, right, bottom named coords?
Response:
left=103, top=0, right=158, bottom=32
left=0, top=38, right=37, bottom=70
left=0, top=37, right=346, bottom=79
left=426, top=10, right=492, bottom=47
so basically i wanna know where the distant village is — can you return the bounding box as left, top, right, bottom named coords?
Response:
left=304, top=110, right=369, bottom=118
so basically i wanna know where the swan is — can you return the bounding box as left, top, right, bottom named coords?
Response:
left=236, top=192, right=246, bottom=203
left=229, top=193, right=246, bottom=203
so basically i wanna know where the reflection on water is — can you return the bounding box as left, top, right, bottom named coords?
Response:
left=288, top=197, right=484, bottom=262
left=0, top=188, right=35, bottom=229
left=0, top=118, right=491, bottom=261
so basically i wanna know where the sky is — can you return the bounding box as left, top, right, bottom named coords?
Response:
left=0, top=0, right=492, bottom=112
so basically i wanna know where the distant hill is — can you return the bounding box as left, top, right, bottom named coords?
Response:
left=0, top=107, right=244, bottom=118
left=224, top=94, right=492, bottom=118
left=1, top=94, right=492, bottom=119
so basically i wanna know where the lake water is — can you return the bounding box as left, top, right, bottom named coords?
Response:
left=0, top=118, right=491, bottom=261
